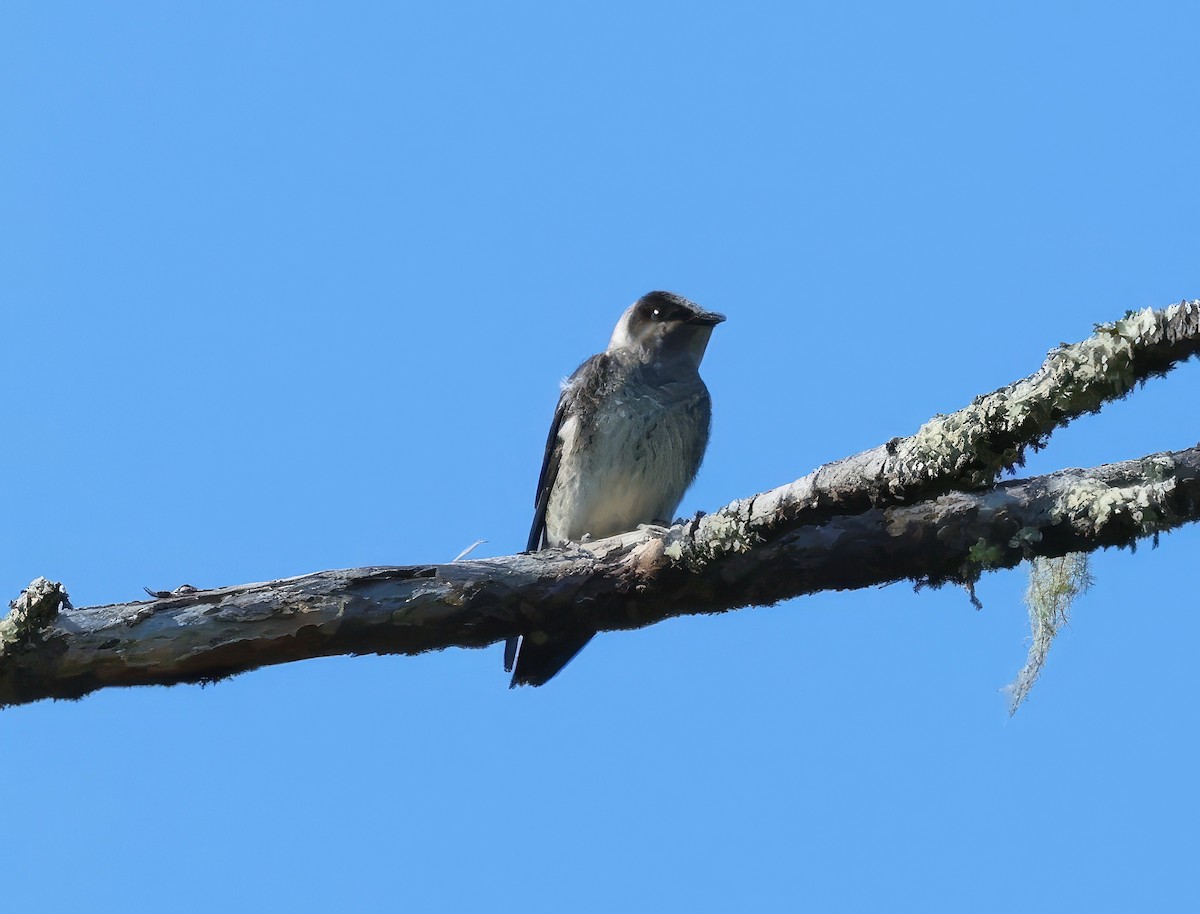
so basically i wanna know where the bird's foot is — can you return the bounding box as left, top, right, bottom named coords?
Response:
left=143, top=584, right=201, bottom=599
left=557, top=538, right=597, bottom=559
left=635, top=522, right=672, bottom=539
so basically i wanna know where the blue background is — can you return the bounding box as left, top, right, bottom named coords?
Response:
left=3, top=3, right=1198, bottom=911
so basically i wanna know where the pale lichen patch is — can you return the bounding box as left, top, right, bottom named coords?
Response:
left=693, top=506, right=758, bottom=560
left=1058, top=456, right=1176, bottom=534
left=1, top=577, right=68, bottom=648
left=662, top=533, right=686, bottom=563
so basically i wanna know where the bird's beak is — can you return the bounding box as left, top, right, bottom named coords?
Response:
left=686, top=308, right=726, bottom=327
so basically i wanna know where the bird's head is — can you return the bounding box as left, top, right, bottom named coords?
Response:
left=607, top=291, right=726, bottom=371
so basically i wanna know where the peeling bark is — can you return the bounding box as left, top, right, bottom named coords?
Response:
left=2, top=301, right=1198, bottom=708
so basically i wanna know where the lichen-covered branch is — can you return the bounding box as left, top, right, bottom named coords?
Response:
left=2, top=445, right=1197, bottom=709
left=707, top=300, right=1200, bottom=544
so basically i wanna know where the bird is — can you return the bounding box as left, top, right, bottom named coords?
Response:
left=505, top=290, right=725, bottom=687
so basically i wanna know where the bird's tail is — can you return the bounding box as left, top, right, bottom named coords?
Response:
left=506, top=631, right=596, bottom=688
left=503, top=637, right=519, bottom=672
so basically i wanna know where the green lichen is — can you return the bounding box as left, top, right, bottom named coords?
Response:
left=686, top=500, right=760, bottom=565
left=954, top=538, right=1011, bottom=610
left=1008, top=526, right=1043, bottom=551
left=966, top=538, right=1007, bottom=567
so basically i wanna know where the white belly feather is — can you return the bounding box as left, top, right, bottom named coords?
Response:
left=545, top=386, right=708, bottom=545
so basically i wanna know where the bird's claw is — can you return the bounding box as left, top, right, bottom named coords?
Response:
left=635, top=522, right=672, bottom=538
left=143, top=584, right=201, bottom=599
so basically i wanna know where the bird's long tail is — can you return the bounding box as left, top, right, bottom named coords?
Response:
left=506, top=631, right=596, bottom=688
left=503, top=637, right=519, bottom=672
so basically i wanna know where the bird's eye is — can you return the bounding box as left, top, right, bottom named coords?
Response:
left=651, top=309, right=662, bottom=321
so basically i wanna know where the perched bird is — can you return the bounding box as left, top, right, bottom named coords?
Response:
left=506, top=291, right=725, bottom=687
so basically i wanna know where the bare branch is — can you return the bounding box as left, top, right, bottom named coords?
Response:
left=2, top=445, right=1197, bottom=709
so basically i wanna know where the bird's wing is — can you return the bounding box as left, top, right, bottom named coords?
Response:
left=525, top=393, right=567, bottom=553
left=508, top=355, right=619, bottom=676
left=524, top=352, right=612, bottom=553
left=504, top=368, right=576, bottom=673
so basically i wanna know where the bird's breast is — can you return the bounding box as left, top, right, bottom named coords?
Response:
left=546, top=381, right=711, bottom=545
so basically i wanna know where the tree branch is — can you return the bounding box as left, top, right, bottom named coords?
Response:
left=2, top=445, right=1197, bottom=708
left=2, top=300, right=1197, bottom=708
left=746, top=299, right=1200, bottom=531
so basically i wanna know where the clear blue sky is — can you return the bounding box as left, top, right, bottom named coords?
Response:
left=3, top=3, right=1198, bottom=911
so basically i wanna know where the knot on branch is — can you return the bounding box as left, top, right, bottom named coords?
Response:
left=2, top=578, right=69, bottom=647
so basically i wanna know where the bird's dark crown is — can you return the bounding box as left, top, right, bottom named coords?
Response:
left=633, top=291, right=699, bottom=324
